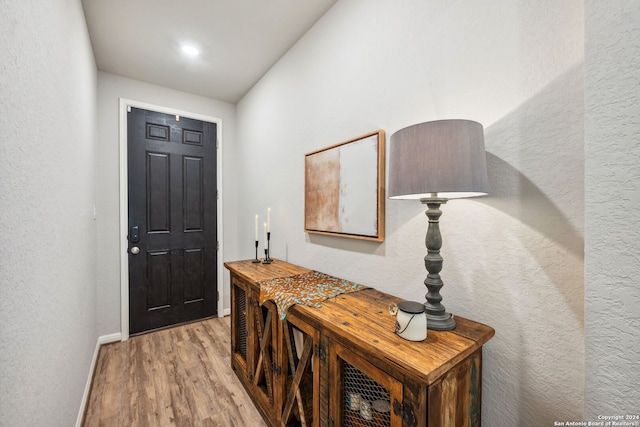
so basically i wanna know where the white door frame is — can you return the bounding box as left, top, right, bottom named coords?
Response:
left=118, top=98, right=224, bottom=341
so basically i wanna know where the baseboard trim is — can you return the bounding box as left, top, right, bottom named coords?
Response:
left=76, top=332, right=122, bottom=427
left=223, top=308, right=230, bottom=317
left=99, top=333, right=122, bottom=345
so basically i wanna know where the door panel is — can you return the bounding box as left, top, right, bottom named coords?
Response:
left=183, top=156, right=204, bottom=231
left=128, top=107, right=217, bottom=335
left=147, top=152, right=170, bottom=232
left=184, top=248, right=204, bottom=301
left=147, top=250, right=171, bottom=308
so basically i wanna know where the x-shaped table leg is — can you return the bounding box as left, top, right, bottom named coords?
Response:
left=253, top=303, right=274, bottom=400
left=281, top=319, right=313, bottom=426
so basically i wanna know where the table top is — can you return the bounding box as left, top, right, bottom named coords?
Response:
left=225, top=259, right=495, bottom=385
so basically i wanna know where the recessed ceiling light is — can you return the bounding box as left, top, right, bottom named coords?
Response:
left=181, top=44, right=200, bottom=57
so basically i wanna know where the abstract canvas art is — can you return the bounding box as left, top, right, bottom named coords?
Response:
left=304, top=130, right=385, bottom=241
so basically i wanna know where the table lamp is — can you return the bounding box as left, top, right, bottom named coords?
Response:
left=388, top=119, right=489, bottom=330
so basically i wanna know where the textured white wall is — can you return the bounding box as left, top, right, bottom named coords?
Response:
left=585, top=0, right=640, bottom=418
left=237, top=1, right=584, bottom=425
left=95, top=72, right=238, bottom=335
left=0, top=0, right=98, bottom=426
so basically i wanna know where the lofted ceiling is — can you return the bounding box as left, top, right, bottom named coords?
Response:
left=82, top=0, right=337, bottom=103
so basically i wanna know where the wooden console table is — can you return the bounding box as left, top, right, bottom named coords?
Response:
left=225, top=259, right=494, bottom=427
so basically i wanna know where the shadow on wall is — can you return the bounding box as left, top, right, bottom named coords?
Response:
left=482, top=152, right=583, bottom=259
left=475, top=63, right=585, bottom=426
left=307, top=232, right=384, bottom=255
left=479, top=63, right=584, bottom=324
left=482, top=62, right=584, bottom=256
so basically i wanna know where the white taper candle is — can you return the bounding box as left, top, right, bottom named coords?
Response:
left=263, top=222, right=268, bottom=247
left=267, top=207, right=271, bottom=232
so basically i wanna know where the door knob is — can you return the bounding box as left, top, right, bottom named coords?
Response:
left=130, top=246, right=140, bottom=255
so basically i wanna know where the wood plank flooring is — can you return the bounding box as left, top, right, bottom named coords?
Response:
left=83, top=316, right=267, bottom=427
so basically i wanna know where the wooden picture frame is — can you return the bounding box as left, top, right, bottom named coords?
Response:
left=304, top=130, right=385, bottom=242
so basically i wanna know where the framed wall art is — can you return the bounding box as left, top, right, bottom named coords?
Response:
left=304, top=130, right=385, bottom=242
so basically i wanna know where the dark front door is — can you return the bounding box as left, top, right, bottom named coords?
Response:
left=128, top=107, right=218, bottom=335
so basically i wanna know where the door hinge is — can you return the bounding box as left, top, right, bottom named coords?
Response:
left=216, top=241, right=219, bottom=251
left=393, top=399, right=416, bottom=426
left=314, top=344, right=327, bottom=363
left=217, top=189, right=219, bottom=199
left=216, top=139, right=219, bottom=149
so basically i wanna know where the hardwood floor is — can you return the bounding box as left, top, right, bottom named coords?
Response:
left=83, top=316, right=267, bottom=427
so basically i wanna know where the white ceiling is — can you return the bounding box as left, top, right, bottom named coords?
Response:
left=82, top=0, right=337, bottom=103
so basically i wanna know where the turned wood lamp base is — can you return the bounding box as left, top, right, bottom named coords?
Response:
left=422, top=197, right=456, bottom=331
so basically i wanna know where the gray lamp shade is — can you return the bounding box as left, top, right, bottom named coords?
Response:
left=388, top=119, right=489, bottom=199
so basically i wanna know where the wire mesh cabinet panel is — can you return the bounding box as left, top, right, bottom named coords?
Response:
left=230, top=275, right=281, bottom=423
left=231, top=278, right=250, bottom=379
left=328, top=341, right=403, bottom=427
